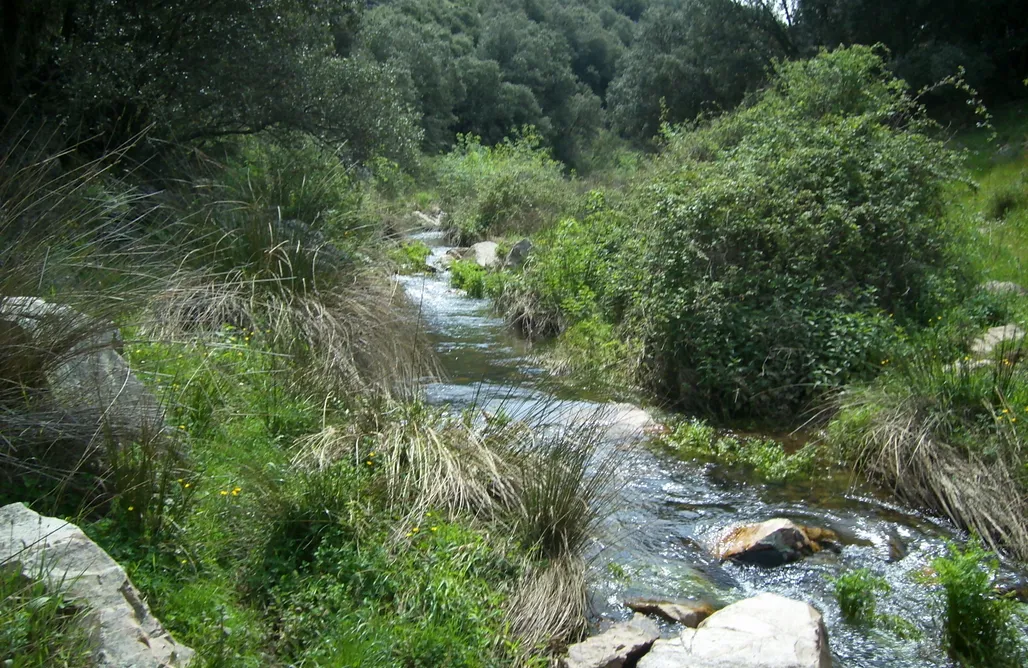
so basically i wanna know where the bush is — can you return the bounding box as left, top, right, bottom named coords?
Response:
left=640, top=46, right=967, bottom=418
left=931, top=539, right=1027, bottom=667
left=659, top=418, right=820, bottom=482
left=436, top=132, right=573, bottom=244
left=389, top=240, right=432, bottom=274
left=832, top=568, right=889, bottom=626
left=449, top=259, right=489, bottom=298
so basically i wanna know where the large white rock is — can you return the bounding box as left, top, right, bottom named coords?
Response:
left=562, top=613, right=660, bottom=668
left=0, top=503, right=194, bottom=667
left=467, top=241, right=500, bottom=269
left=637, top=593, right=831, bottom=668
left=971, top=324, right=1025, bottom=359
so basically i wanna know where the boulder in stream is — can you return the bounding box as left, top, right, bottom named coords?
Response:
left=637, top=593, right=831, bottom=668
left=0, top=502, right=194, bottom=667
left=468, top=241, right=500, bottom=269
left=625, top=597, right=715, bottom=627
left=713, top=518, right=838, bottom=567
left=561, top=613, right=659, bottom=668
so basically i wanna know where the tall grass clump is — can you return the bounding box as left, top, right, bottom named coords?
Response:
left=145, top=135, right=433, bottom=398
left=832, top=568, right=890, bottom=626
left=290, top=396, right=630, bottom=655
left=435, top=131, right=574, bottom=244
left=829, top=324, right=1028, bottom=560
left=0, top=130, right=185, bottom=514
left=0, top=566, right=93, bottom=667
left=930, top=539, right=1027, bottom=667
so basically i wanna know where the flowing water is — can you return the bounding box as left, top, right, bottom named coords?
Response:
left=396, top=230, right=1025, bottom=667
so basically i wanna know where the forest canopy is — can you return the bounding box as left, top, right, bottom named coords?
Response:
left=1, top=0, right=1025, bottom=167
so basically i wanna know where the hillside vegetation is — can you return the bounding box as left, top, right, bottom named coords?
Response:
left=1, top=1, right=1027, bottom=666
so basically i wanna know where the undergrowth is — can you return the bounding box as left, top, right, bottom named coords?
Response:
left=659, top=418, right=820, bottom=482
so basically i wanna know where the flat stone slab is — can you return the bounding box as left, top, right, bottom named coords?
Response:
left=562, top=613, right=660, bottom=668
left=637, top=593, right=831, bottom=668
left=0, top=503, right=193, bottom=667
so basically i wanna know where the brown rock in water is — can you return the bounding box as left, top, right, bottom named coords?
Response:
left=714, top=518, right=838, bottom=567
left=625, top=598, right=716, bottom=627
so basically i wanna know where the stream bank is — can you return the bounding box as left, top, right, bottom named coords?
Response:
left=396, top=228, right=1026, bottom=667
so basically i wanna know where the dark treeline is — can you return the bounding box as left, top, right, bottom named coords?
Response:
left=1, top=0, right=1025, bottom=168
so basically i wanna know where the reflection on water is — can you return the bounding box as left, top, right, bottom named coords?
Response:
left=396, top=229, right=1022, bottom=668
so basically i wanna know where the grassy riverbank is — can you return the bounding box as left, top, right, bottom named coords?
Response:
left=0, top=135, right=619, bottom=666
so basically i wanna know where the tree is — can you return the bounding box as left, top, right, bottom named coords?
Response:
left=608, top=0, right=785, bottom=140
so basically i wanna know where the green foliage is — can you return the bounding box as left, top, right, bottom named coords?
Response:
left=436, top=133, right=573, bottom=244
left=389, top=240, right=432, bottom=274
left=0, top=568, right=93, bottom=668
left=931, top=539, right=1027, bottom=667
left=643, top=46, right=966, bottom=417
left=450, top=259, right=489, bottom=298
left=608, top=0, right=785, bottom=139
left=659, top=419, right=819, bottom=481
left=4, top=0, right=422, bottom=164
left=832, top=568, right=890, bottom=626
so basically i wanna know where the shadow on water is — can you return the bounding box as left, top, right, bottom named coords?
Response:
left=396, top=228, right=1025, bottom=668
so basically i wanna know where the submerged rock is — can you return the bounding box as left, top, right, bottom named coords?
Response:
left=0, top=502, right=194, bottom=667
left=562, top=613, right=660, bottom=668
left=636, top=593, right=831, bottom=668
left=625, top=598, right=715, bottom=627
left=713, top=518, right=838, bottom=567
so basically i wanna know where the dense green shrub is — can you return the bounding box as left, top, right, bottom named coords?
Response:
left=832, top=568, right=889, bottom=626
left=436, top=133, right=573, bottom=244
left=642, top=46, right=968, bottom=418
left=931, top=539, right=1027, bottom=667
left=658, top=418, right=819, bottom=482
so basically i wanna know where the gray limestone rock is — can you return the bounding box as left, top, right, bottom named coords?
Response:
left=0, top=502, right=193, bottom=667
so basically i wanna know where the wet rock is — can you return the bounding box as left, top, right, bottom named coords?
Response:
left=601, top=403, right=658, bottom=441
left=713, top=518, right=838, bottom=567
left=505, top=238, right=533, bottom=268
left=0, top=503, right=194, bottom=667
left=625, top=598, right=715, bottom=627
left=637, top=593, right=831, bottom=668
left=562, top=613, right=660, bottom=668
left=886, top=528, right=908, bottom=563
left=971, top=324, right=1025, bottom=359
left=982, top=281, right=1028, bottom=297
left=468, top=241, right=500, bottom=269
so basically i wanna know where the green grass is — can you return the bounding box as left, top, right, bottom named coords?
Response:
left=951, top=100, right=1028, bottom=286
left=0, top=567, right=94, bottom=667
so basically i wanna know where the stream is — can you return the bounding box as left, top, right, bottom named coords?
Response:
left=396, top=229, right=1024, bottom=668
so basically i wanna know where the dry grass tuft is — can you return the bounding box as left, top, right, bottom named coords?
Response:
left=837, top=388, right=1028, bottom=561
left=505, top=556, right=588, bottom=656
